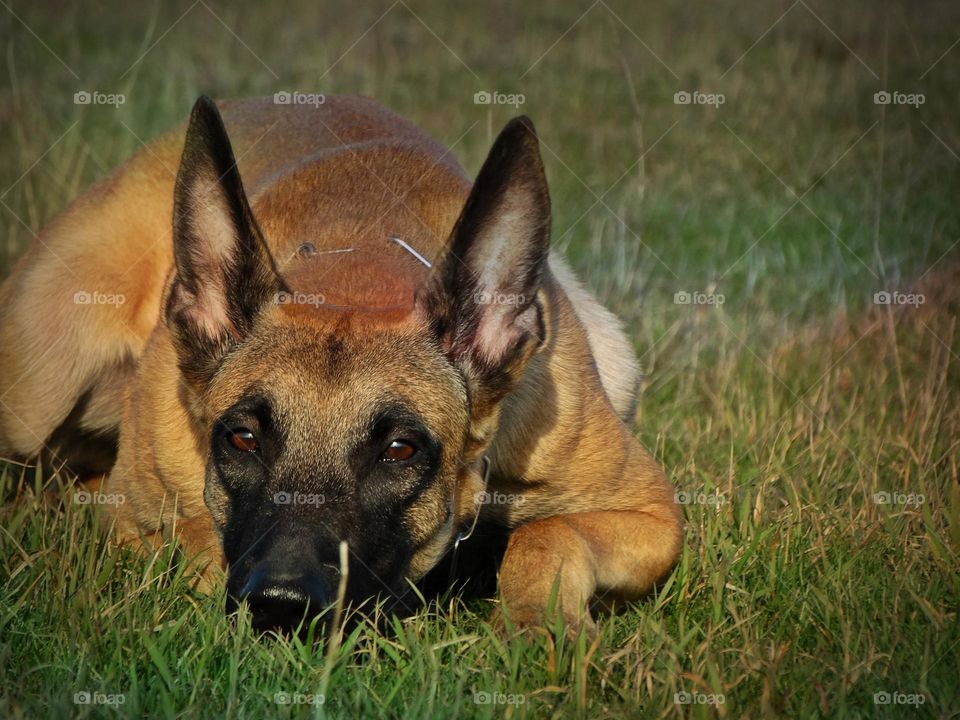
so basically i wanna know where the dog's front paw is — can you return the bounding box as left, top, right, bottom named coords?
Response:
left=493, top=599, right=597, bottom=639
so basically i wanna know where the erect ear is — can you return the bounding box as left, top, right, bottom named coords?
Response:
left=417, top=116, right=551, bottom=410
left=165, top=96, right=282, bottom=387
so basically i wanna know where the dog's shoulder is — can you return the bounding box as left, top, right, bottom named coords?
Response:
left=546, top=251, right=640, bottom=422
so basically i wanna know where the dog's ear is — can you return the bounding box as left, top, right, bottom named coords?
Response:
left=417, top=116, right=551, bottom=411
left=165, top=96, right=281, bottom=387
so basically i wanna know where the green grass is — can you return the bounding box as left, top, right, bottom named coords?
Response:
left=2, top=0, right=959, bottom=717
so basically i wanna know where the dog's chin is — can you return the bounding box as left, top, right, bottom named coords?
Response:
left=224, top=592, right=336, bottom=639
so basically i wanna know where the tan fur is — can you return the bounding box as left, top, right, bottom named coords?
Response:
left=547, top=252, right=641, bottom=422
left=0, top=96, right=681, bottom=630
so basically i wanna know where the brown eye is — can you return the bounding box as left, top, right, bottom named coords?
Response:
left=227, top=428, right=259, bottom=453
left=382, top=440, right=416, bottom=462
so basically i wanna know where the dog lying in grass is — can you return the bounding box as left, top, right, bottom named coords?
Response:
left=0, top=95, right=681, bottom=634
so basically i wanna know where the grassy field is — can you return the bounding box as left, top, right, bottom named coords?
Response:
left=1, top=0, right=959, bottom=717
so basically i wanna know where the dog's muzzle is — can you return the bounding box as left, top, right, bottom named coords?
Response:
left=236, top=564, right=333, bottom=633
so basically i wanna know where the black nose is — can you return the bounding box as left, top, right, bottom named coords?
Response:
left=238, top=566, right=332, bottom=633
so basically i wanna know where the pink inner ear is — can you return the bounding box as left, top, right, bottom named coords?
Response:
left=475, top=311, right=520, bottom=364
left=473, top=301, right=540, bottom=365
left=179, top=302, right=232, bottom=342
left=182, top=179, right=242, bottom=341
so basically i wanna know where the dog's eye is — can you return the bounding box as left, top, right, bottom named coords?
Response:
left=227, top=427, right=259, bottom=453
left=381, top=440, right=417, bottom=462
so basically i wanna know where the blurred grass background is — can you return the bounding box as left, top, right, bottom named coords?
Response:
left=1, top=0, right=959, bottom=717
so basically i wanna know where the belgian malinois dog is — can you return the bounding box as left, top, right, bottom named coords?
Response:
left=0, top=95, right=681, bottom=633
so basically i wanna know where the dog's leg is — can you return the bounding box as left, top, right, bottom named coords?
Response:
left=116, top=515, right=224, bottom=592
left=0, top=145, right=176, bottom=461
left=496, top=423, right=683, bottom=632
left=498, top=506, right=681, bottom=632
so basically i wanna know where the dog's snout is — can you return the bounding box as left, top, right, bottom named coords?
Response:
left=237, top=566, right=332, bottom=633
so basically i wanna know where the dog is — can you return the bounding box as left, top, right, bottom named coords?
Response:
left=0, top=95, right=682, bottom=633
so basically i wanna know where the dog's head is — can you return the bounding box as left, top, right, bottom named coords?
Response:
left=164, top=97, right=551, bottom=632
